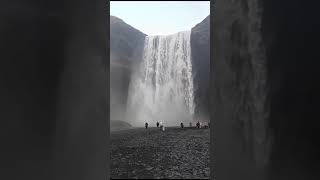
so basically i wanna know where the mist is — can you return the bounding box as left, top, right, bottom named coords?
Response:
left=125, top=31, right=195, bottom=127
left=110, top=53, right=131, bottom=123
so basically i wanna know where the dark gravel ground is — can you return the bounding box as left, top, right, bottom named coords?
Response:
left=111, top=127, right=210, bottom=179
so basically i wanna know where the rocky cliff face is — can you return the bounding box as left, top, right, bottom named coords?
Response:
left=191, top=15, right=210, bottom=121
left=110, top=16, right=146, bottom=61
left=110, top=15, right=146, bottom=122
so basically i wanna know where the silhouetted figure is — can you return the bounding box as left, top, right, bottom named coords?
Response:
left=156, top=122, right=159, bottom=128
left=145, top=122, right=148, bottom=129
left=196, top=122, right=200, bottom=128
left=181, top=122, right=184, bottom=128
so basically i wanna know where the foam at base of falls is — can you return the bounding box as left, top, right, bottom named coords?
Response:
left=126, top=31, right=195, bottom=127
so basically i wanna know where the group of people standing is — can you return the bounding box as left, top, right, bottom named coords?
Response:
left=144, top=121, right=210, bottom=129
left=145, top=121, right=165, bottom=131
left=195, top=122, right=210, bottom=128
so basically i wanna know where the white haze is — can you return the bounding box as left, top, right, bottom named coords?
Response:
left=126, top=31, right=195, bottom=127
left=110, top=53, right=129, bottom=123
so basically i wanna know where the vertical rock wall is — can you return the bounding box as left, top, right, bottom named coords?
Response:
left=191, top=15, right=210, bottom=121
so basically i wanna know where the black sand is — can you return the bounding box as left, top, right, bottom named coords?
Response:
left=111, top=127, right=210, bottom=179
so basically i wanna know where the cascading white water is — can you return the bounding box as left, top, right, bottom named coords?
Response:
left=126, top=31, right=195, bottom=127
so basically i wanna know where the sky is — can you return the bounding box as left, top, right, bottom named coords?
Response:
left=110, top=1, right=210, bottom=36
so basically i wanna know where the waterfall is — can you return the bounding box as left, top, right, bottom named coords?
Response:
left=126, top=31, right=195, bottom=127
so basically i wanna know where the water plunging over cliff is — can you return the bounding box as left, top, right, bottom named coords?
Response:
left=126, top=31, right=195, bottom=127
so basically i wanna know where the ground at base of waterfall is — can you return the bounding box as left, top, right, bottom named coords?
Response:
left=111, top=127, right=210, bottom=179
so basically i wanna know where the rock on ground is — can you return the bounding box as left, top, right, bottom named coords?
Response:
left=111, top=127, right=210, bottom=179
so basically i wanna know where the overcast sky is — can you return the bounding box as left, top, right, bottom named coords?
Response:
left=110, top=1, right=210, bottom=36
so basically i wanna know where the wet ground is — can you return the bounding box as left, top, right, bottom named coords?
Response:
left=111, top=127, right=210, bottom=179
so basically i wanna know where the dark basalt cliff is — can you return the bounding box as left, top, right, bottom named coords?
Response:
left=110, top=15, right=146, bottom=121
left=191, top=15, right=210, bottom=121
left=110, top=15, right=146, bottom=62
left=212, top=0, right=320, bottom=180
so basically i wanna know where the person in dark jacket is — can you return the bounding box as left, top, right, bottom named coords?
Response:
left=156, top=122, right=159, bottom=128
left=180, top=122, right=184, bottom=128
left=145, top=122, right=148, bottom=129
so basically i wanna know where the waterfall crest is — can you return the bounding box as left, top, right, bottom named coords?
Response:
left=126, top=31, right=195, bottom=127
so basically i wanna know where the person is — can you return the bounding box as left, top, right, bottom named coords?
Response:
left=160, top=122, right=165, bottom=131
left=180, top=122, right=184, bottom=128
left=145, top=122, right=148, bottom=129
left=196, top=122, right=200, bottom=128
left=156, top=121, right=159, bottom=128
